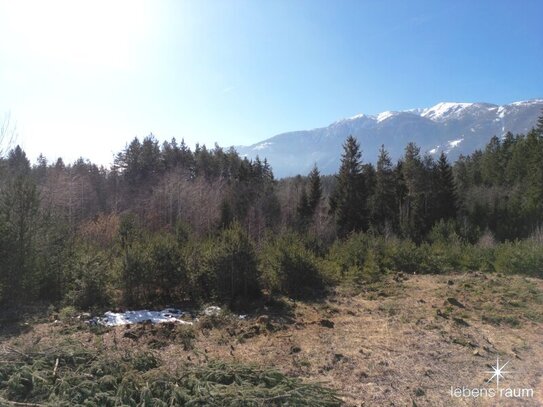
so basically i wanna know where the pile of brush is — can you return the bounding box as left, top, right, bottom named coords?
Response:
left=0, top=343, right=341, bottom=406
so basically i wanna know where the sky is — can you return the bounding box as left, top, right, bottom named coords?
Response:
left=0, top=0, right=542, bottom=166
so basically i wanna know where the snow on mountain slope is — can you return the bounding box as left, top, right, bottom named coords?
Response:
left=236, top=99, right=543, bottom=178
left=421, top=102, right=474, bottom=121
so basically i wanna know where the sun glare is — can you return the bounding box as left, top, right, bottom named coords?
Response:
left=2, top=0, right=151, bottom=71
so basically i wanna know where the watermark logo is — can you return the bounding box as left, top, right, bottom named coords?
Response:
left=450, top=357, right=534, bottom=400
left=485, top=357, right=511, bottom=388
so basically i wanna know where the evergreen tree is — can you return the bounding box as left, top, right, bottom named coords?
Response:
left=399, top=143, right=425, bottom=241
left=371, top=145, right=397, bottom=232
left=523, top=129, right=543, bottom=225
left=0, top=147, right=41, bottom=302
left=219, top=199, right=234, bottom=229
left=481, top=136, right=503, bottom=185
left=308, top=164, right=322, bottom=213
left=330, top=136, right=366, bottom=236
left=435, top=152, right=457, bottom=221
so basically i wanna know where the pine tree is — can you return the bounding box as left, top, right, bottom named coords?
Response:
left=219, top=199, right=234, bottom=229
left=536, top=109, right=543, bottom=135
left=399, top=143, right=425, bottom=241
left=435, top=152, right=457, bottom=221
left=330, top=136, right=365, bottom=236
left=308, top=164, right=322, bottom=213
left=481, top=136, right=503, bottom=185
left=1, top=147, right=40, bottom=302
left=371, top=145, right=397, bottom=232
left=524, top=129, right=543, bottom=225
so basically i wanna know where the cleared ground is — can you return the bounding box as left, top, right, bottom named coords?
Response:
left=2, top=272, right=543, bottom=406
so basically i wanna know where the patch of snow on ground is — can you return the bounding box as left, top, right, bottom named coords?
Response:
left=93, top=308, right=193, bottom=326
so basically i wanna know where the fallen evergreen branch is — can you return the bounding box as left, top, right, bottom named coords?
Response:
left=0, top=344, right=342, bottom=406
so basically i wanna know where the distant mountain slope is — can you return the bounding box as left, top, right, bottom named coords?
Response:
left=235, top=99, right=543, bottom=178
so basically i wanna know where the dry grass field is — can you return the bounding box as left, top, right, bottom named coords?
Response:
left=2, top=272, right=542, bottom=406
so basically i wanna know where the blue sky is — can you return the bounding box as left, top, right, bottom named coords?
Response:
left=0, top=0, right=542, bottom=165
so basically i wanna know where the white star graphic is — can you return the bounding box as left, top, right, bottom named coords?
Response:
left=485, top=357, right=511, bottom=388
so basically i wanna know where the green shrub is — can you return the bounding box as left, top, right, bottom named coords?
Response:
left=326, top=232, right=385, bottom=283
left=427, top=242, right=462, bottom=273
left=459, top=244, right=495, bottom=272
left=494, top=240, right=543, bottom=277
left=327, top=232, right=369, bottom=277
left=428, top=219, right=461, bottom=245
left=189, top=223, right=260, bottom=303
left=259, top=231, right=323, bottom=297
left=119, top=233, right=188, bottom=306
left=148, top=234, right=188, bottom=303
left=120, top=240, right=152, bottom=306
left=361, top=249, right=381, bottom=282
left=58, top=305, right=78, bottom=321
left=387, top=238, right=423, bottom=274
left=64, top=248, right=112, bottom=309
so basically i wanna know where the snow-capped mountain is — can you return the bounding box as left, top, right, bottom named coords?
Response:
left=236, top=99, right=543, bottom=178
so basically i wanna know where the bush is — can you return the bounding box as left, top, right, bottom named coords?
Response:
left=58, top=305, right=78, bottom=321
left=426, top=242, right=462, bottom=273
left=494, top=240, right=543, bottom=277
left=428, top=219, right=461, bottom=245
left=148, top=235, right=188, bottom=303
left=189, top=223, right=260, bottom=304
left=326, top=232, right=384, bottom=283
left=64, top=248, right=112, bottom=310
left=120, top=240, right=151, bottom=306
left=120, top=233, right=188, bottom=306
left=259, top=231, right=324, bottom=297
left=387, top=238, right=423, bottom=274
left=459, top=244, right=495, bottom=272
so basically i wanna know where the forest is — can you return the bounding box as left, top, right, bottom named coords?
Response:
left=1, top=114, right=542, bottom=310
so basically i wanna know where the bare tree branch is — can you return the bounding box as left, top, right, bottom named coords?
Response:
left=0, top=112, right=17, bottom=158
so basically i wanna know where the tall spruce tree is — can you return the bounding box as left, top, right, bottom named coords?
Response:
left=330, top=136, right=365, bottom=236
left=371, top=145, right=397, bottom=232
left=0, top=147, right=40, bottom=302
left=435, top=152, right=457, bottom=221
left=524, top=129, right=543, bottom=225
left=399, top=143, right=425, bottom=241
left=308, top=164, right=322, bottom=213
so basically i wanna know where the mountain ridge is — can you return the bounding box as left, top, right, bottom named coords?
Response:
left=235, top=99, right=543, bottom=178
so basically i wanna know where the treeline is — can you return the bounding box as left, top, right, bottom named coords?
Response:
left=0, top=115, right=542, bottom=309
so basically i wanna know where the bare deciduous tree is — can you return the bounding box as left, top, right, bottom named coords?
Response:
left=0, top=113, right=17, bottom=158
